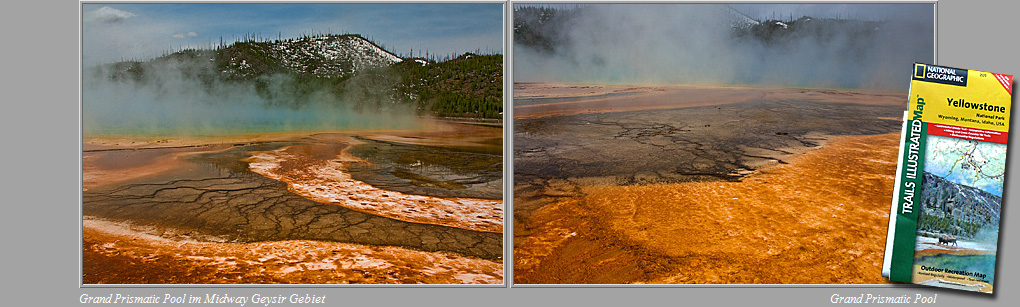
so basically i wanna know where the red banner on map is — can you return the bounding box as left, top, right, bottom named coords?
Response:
left=927, top=123, right=1008, bottom=144
left=992, top=73, right=1013, bottom=95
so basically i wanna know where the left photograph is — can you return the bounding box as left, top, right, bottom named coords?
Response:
left=81, top=3, right=504, bottom=284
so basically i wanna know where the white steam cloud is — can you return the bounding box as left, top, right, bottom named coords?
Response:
left=85, top=6, right=136, bottom=24
left=514, top=4, right=934, bottom=90
left=83, top=58, right=424, bottom=137
left=172, top=32, right=198, bottom=39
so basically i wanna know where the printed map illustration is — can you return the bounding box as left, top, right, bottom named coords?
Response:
left=924, top=135, right=1007, bottom=197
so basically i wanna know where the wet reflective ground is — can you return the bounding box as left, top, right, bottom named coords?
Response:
left=347, top=137, right=502, bottom=200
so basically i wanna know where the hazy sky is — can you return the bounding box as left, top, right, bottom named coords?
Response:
left=82, top=3, right=504, bottom=66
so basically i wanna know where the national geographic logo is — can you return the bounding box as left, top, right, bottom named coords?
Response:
left=913, top=63, right=968, bottom=87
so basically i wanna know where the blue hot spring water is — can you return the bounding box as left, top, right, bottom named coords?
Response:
left=914, top=253, right=997, bottom=285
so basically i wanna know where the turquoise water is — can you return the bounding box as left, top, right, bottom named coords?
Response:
left=914, top=254, right=996, bottom=285
left=83, top=103, right=426, bottom=137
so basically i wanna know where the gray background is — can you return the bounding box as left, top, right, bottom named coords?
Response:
left=5, top=0, right=1015, bottom=305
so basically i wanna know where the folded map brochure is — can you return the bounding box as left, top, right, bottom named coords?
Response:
left=882, top=63, right=1012, bottom=293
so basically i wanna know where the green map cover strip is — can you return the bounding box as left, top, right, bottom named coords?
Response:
left=889, top=119, right=927, bottom=282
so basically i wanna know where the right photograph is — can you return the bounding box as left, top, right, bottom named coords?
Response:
left=512, top=3, right=935, bottom=284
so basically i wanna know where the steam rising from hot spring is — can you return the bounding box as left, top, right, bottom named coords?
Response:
left=83, top=57, right=424, bottom=137
left=513, top=4, right=933, bottom=90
